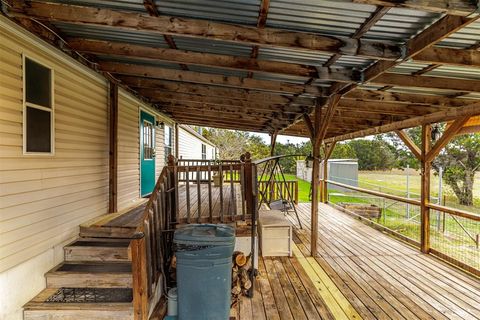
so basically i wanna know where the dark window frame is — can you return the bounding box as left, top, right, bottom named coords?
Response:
left=23, top=55, right=54, bottom=155
left=164, top=125, right=173, bottom=162
left=201, top=143, right=207, bottom=160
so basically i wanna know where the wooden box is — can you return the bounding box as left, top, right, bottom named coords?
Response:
left=258, top=211, right=292, bottom=257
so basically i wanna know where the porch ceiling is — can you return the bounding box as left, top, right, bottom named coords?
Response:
left=6, top=0, right=480, bottom=139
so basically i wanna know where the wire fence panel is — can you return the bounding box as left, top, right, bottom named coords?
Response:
left=429, top=212, right=480, bottom=271
left=328, top=189, right=422, bottom=244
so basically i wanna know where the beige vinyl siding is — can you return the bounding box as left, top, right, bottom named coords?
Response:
left=117, top=90, right=140, bottom=211
left=0, top=21, right=109, bottom=272
left=178, top=126, right=215, bottom=160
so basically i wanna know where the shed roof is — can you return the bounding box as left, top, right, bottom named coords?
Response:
left=6, top=0, right=480, bottom=141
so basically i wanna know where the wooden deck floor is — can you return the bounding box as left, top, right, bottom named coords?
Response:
left=235, top=203, right=480, bottom=320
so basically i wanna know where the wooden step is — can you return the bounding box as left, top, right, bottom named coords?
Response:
left=64, top=238, right=131, bottom=262
left=24, top=288, right=133, bottom=320
left=45, top=262, right=132, bottom=288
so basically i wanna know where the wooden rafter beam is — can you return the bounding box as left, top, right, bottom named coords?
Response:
left=344, top=89, right=478, bottom=107
left=166, top=109, right=294, bottom=125
left=68, top=39, right=357, bottom=82
left=371, top=73, right=480, bottom=92
left=302, top=114, right=315, bottom=141
left=413, top=47, right=480, bottom=69
left=118, top=76, right=315, bottom=105
left=338, top=100, right=451, bottom=116
left=98, top=62, right=324, bottom=95
left=324, top=6, right=390, bottom=67
left=11, top=1, right=403, bottom=60
left=325, top=102, right=480, bottom=143
left=317, top=94, right=342, bottom=144
left=425, top=116, right=472, bottom=162
left=350, top=0, right=479, bottom=16
left=395, top=130, right=422, bottom=160
left=248, top=0, right=270, bottom=78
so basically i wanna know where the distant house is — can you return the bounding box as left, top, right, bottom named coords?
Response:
left=178, top=125, right=217, bottom=160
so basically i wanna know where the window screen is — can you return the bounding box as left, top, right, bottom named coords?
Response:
left=164, top=126, right=173, bottom=162
left=24, top=57, right=53, bottom=154
left=201, top=144, right=207, bottom=160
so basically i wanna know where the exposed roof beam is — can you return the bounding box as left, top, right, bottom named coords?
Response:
left=413, top=47, right=480, bottom=69
left=325, top=102, right=480, bottom=143
left=350, top=0, right=479, bottom=16
left=166, top=108, right=295, bottom=124
left=338, top=100, right=451, bottom=116
left=248, top=0, right=271, bottom=78
left=12, top=1, right=403, bottom=60
left=371, top=73, right=480, bottom=92
left=345, top=89, right=478, bottom=107
left=324, top=6, right=390, bottom=67
left=144, top=91, right=309, bottom=113
left=118, top=76, right=315, bottom=105
left=98, top=62, right=324, bottom=95
left=363, top=15, right=476, bottom=82
left=69, top=39, right=357, bottom=82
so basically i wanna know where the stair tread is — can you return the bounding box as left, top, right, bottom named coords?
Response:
left=66, top=240, right=131, bottom=248
left=48, top=262, right=131, bottom=274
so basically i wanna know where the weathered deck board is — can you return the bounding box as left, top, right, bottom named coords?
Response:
left=237, top=203, right=480, bottom=320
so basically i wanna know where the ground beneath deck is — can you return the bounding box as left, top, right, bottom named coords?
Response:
left=234, top=203, right=480, bottom=320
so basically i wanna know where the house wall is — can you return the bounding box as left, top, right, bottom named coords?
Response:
left=0, top=16, right=175, bottom=319
left=178, top=126, right=216, bottom=160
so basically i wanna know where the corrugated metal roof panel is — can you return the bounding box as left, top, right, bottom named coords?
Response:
left=37, top=0, right=146, bottom=12
left=334, top=55, right=373, bottom=69
left=363, top=8, right=440, bottom=42
left=425, top=65, right=480, bottom=80
left=154, top=0, right=261, bottom=25
left=171, top=36, right=253, bottom=57
left=53, top=22, right=169, bottom=48
left=96, top=55, right=182, bottom=69
left=257, top=47, right=332, bottom=66
left=390, top=61, right=431, bottom=75
left=266, top=0, right=376, bottom=36
left=252, top=72, right=308, bottom=84
left=438, top=21, right=480, bottom=49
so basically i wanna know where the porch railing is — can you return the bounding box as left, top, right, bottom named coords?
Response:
left=258, top=180, right=298, bottom=205
left=326, top=179, right=480, bottom=277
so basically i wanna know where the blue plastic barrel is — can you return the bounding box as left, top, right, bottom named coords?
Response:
left=174, top=224, right=235, bottom=320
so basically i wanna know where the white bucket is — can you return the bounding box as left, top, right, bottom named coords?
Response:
left=167, top=287, right=178, bottom=316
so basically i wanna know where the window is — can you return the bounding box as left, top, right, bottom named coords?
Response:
left=23, top=56, right=53, bottom=154
left=164, top=125, right=173, bottom=162
left=201, top=144, right=207, bottom=160
left=143, top=120, right=154, bottom=160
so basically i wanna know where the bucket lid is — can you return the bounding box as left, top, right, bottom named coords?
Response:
left=173, top=224, right=235, bottom=245
left=167, top=287, right=177, bottom=299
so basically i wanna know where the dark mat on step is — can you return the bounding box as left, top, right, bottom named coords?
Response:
left=57, top=263, right=131, bottom=273
left=45, top=288, right=133, bottom=303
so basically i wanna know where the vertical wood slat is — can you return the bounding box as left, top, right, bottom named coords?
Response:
left=230, top=164, right=235, bottom=218
left=421, top=124, right=432, bottom=253
left=186, top=166, right=191, bottom=223
left=108, top=82, right=118, bottom=213
left=208, top=163, right=213, bottom=222
left=197, top=165, right=201, bottom=223
left=240, top=164, right=246, bottom=219
left=219, top=164, right=224, bottom=223
left=132, top=238, right=148, bottom=320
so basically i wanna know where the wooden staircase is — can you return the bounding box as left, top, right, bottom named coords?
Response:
left=23, top=237, right=136, bottom=320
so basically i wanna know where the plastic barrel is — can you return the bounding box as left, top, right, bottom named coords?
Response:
left=174, top=224, right=235, bottom=320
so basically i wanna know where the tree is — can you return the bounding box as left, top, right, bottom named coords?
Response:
left=435, top=133, right=480, bottom=206
left=349, top=139, right=396, bottom=170
left=331, top=143, right=356, bottom=159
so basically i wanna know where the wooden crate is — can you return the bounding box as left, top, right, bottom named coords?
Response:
left=258, top=211, right=292, bottom=257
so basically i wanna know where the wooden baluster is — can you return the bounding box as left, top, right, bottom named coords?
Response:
left=186, top=166, right=191, bottom=223
left=230, top=164, right=236, bottom=219
left=168, top=156, right=178, bottom=225
left=149, top=206, right=157, bottom=279
left=144, top=219, right=153, bottom=298
left=208, top=162, right=213, bottom=223
left=240, top=163, right=246, bottom=219
left=197, top=165, right=201, bottom=223
left=132, top=237, right=148, bottom=320
left=219, top=164, right=224, bottom=223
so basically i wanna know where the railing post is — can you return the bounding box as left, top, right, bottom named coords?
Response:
left=132, top=237, right=148, bottom=320
left=168, top=155, right=178, bottom=225
left=421, top=124, right=432, bottom=253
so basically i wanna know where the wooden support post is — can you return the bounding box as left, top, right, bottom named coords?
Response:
left=270, top=130, right=278, bottom=156
left=108, top=82, right=118, bottom=213
left=167, top=155, right=177, bottom=225
left=174, top=122, right=179, bottom=158
left=322, top=142, right=336, bottom=203
left=421, top=124, right=432, bottom=253
left=131, top=237, right=148, bottom=320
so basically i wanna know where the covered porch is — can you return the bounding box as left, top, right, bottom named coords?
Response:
left=235, top=203, right=480, bottom=320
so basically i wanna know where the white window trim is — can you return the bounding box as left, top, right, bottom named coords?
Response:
left=22, top=54, right=55, bottom=156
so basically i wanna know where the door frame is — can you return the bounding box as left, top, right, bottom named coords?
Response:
left=139, top=108, right=156, bottom=197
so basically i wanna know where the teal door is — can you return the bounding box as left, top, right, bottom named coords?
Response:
left=140, top=111, right=155, bottom=197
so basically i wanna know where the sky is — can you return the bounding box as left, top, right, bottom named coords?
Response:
left=252, top=132, right=310, bottom=145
